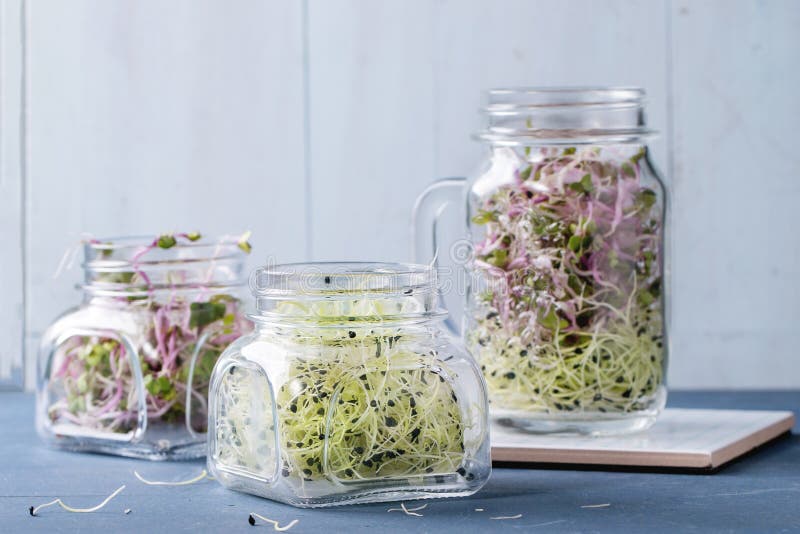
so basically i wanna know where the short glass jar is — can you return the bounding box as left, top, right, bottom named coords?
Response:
left=36, top=233, right=252, bottom=459
left=414, top=88, right=668, bottom=435
left=207, top=262, right=491, bottom=507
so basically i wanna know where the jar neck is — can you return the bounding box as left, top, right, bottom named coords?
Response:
left=250, top=316, right=443, bottom=332
left=478, top=87, right=656, bottom=146
left=81, top=234, right=247, bottom=299
left=249, top=262, right=447, bottom=325
left=489, top=143, right=649, bottom=162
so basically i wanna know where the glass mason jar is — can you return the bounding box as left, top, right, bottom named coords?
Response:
left=207, top=262, right=491, bottom=508
left=414, top=87, right=668, bottom=435
left=36, top=234, right=252, bottom=459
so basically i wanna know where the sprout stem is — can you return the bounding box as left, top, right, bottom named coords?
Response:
left=29, top=485, right=126, bottom=516
left=248, top=513, right=299, bottom=531
left=133, top=469, right=210, bottom=486
left=387, top=503, right=428, bottom=516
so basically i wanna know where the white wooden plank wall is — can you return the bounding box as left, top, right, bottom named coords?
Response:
left=669, top=0, right=800, bottom=387
left=0, top=0, right=24, bottom=389
left=0, top=0, right=797, bottom=388
left=22, top=0, right=307, bottom=388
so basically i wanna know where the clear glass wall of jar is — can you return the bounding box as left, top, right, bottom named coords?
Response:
left=414, top=88, right=668, bottom=435
left=207, top=262, right=491, bottom=507
left=36, top=234, right=252, bottom=459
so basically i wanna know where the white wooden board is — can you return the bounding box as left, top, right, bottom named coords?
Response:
left=491, top=408, right=795, bottom=469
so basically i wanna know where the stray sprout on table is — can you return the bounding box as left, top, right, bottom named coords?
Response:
left=387, top=503, right=428, bottom=516
left=29, top=485, right=126, bottom=516
left=489, top=514, right=523, bottom=520
left=133, top=469, right=212, bottom=486
left=247, top=513, right=299, bottom=530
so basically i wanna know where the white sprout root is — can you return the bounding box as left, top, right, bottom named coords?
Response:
left=133, top=469, right=210, bottom=486
left=29, top=485, right=126, bottom=516
left=581, top=503, right=611, bottom=508
left=387, top=503, right=428, bottom=516
left=248, top=513, right=299, bottom=530
left=489, top=514, right=523, bottom=520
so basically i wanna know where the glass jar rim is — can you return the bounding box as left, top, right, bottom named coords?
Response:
left=80, top=234, right=248, bottom=297
left=477, top=86, right=657, bottom=145
left=85, top=234, right=244, bottom=253
left=249, top=261, right=445, bottom=324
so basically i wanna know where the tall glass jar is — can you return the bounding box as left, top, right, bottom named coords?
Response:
left=207, top=262, right=491, bottom=507
left=414, top=88, right=668, bottom=435
left=36, top=233, right=252, bottom=459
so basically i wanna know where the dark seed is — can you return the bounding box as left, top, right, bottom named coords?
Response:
left=249, top=514, right=256, bottom=526
left=385, top=416, right=398, bottom=427
left=348, top=331, right=356, bottom=338
left=457, top=467, right=466, bottom=476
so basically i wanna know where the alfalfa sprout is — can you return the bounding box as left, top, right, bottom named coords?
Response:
left=470, top=146, right=665, bottom=415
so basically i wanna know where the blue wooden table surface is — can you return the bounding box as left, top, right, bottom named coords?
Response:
left=1, top=391, right=798, bottom=533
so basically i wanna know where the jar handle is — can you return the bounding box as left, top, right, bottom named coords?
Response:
left=411, top=177, right=466, bottom=334
left=36, top=328, right=147, bottom=443
left=184, top=330, right=210, bottom=439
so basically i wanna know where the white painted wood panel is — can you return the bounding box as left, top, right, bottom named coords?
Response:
left=25, top=0, right=307, bottom=387
left=669, top=0, right=800, bottom=387
left=307, top=0, right=436, bottom=262
left=3, top=0, right=798, bottom=389
left=433, top=0, right=670, bottom=177
left=0, top=0, right=24, bottom=389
